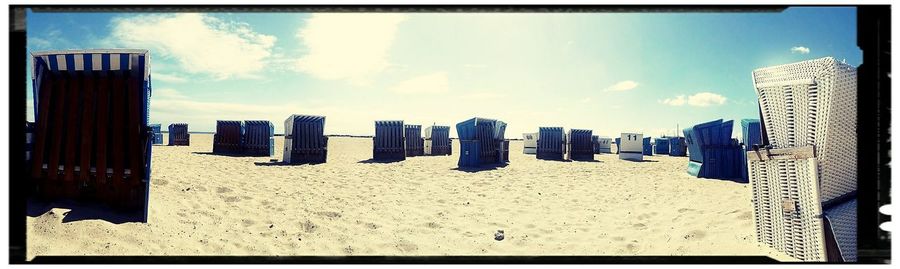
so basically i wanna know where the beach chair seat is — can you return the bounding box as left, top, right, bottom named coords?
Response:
left=747, top=146, right=856, bottom=262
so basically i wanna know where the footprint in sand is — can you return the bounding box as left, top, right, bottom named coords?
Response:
left=632, top=223, right=647, bottom=230
left=683, top=230, right=707, bottom=240
left=216, top=187, right=232, bottom=193
left=317, top=211, right=342, bottom=219
left=677, top=208, right=693, bottom=213
left=624, top=243, right=642, bottom=254
left=364, top=222, right=378, bottom=230
left=737, top=211, right=753, bottom=220
left=223, top=196, right=241, bottom=203
left=425, top=222, right=442, bottom=229
left=241, top=219, right=256, bottom=227
left=153, top=179, right=169, bottom=186
left=301, top=220, right=317, bottom=233
left=612, top=236, right=626, bottom=241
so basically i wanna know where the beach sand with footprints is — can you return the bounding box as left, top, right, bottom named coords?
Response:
left=26, top=134, right=793, bottom=260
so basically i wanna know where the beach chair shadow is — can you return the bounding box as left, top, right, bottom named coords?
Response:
left=253, top=161, right=324, bottom=166
left=452, top=163, right=509, bottom=173
left=572, top=159, right=602, bottom=163
left=358, top=158, right=405, bottom=164
left=192, top=151, right=259, bottom=158
left=27, top=198, right=144, bottom=224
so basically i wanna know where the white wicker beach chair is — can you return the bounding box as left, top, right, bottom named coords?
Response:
left=751, top=57, right=857, bottom=204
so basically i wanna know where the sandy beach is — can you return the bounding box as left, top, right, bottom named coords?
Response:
left=26, top=134, right=793, bottom=260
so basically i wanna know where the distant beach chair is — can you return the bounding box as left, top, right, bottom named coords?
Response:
left=522, top=133, right=538, bottom=154
left=456, top=117, right=507, bottom=167
left=668, top=137, right=687, bottom=156
left=566, top=129, right=594, bottom=161
left=591, top=135, right=600, bottom=154
left=536, top=127, right=565, bottom=161
left=284, top=115, right=328, bottom=164
left=683, top=119, right=743, bottom=180
left=244, top=120, right=275, bottom=157
left=404, top=124, right=425, bottom=157
left=739, top=119, right=762, bottom=181
left=596, top=136, right=612, bottom=153
left=654, top=137, right=670, bottom=155
left=618, top=133, right=643, bottom=161
left=373, top=120, right=406, bottom=161
left=642, top=137, right=653, bottom=156
left=29, top=49, right=153, bottom=222
left=213, top=120, right=245, bottom=155
left=614, top=137, right=621, bottom=154
left=168, top=123, right=190, bottom=146
left=149, top=124, right=163, bottom=145
left=424, top=125, right=451, bottom=156
left=747, top=146, right=856, bottom=262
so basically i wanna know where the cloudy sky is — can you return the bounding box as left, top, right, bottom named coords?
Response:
left=24, top=7, right=860, bottom=139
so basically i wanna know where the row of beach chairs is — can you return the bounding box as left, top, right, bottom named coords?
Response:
left=372, top=121, right=452, bottom=161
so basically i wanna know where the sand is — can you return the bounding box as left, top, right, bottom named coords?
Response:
left=26, top=134, right=794, bottom=260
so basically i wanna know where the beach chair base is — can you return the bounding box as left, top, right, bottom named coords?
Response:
left=619, top=152, right=643, bottom=162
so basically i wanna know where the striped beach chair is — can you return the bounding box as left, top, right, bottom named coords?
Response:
left=404, top=124, right=424, bottom=157
left=283, top=115, right=328, bottom=164
left=244, top=120, right=275, bottom=157
left=149, top=124, right=163, bottom=145
left=456, top=117, right=506, bottom=167
left=642, top=137, right=653, bottom=156
left=213, top=120, right=244, bottom=155
left=168, top=123, right=189, bottom=146
left=654, top=137, right=670, bottom=155
left=373, top=120, right=406, bottom=161
left=683, top=119, right=743, bottom=180
left=566, top=129, right=593, bottom=161
left=668, top=137, right=687, bottom=157
left=424, top=125, right=451, bottom=156
left=29, top=49, right=153, bottom=222
left=536, top=127, right=565, bottom=161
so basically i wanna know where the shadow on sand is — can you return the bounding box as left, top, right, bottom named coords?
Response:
left=254, top=161, right=324, bottom=166
left=357, top=158, right=405, bottom=164
left=451, top=163, right=509, bottom=173
left=192, top=151, right=261, bottom=158
left=27, top=198, right=145, bottom=224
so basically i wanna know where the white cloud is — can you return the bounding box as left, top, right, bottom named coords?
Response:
left=580, top=97, right=592, bottom=103
left=152, top=72, right=188, bottom=83
left=791, top=46, right=810, bottom=54
left=389, top=72, right=449, bottom=94
left=108, top=13, right=277, bottom=80
left=660, top=92, right=727, bottom=107
left=659, top=95, right=686, bottom=106
left=293, top=13, right=407, bottom=84
left=153, top=88, right=188, bottom=100
left=604, top=80, right=639, bottom=92
left=687, top=92, right=727, bottom=106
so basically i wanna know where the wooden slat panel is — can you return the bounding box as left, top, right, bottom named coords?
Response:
left=94, top=72, right=111, bottom=201
left=79, top=73, right=97, bottom=183
left=62, top=72, right=81, bottom=183
left=127, top=73, right=143, bottom=185
left=31, top=75, right=54, bottom=179
left=46, top=74, right=68, bottom=182
left=110, top=73, right=126, bottom=204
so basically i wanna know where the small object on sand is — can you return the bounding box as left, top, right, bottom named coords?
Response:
left=494, top=230, right=505, bottom=241
left=270, top=159, right=278, bottom=162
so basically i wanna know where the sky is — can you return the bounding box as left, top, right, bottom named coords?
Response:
left=23, top=7, right=861, bottom=139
